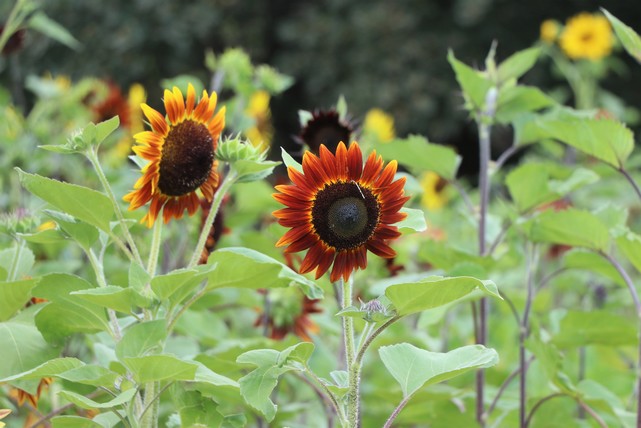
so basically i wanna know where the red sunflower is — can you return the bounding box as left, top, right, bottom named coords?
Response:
left=124, top=84, right=225, bottom=227
left=273, top=141, right=409, bottom=282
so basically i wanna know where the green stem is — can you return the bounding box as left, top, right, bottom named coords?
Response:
left=7, top=238, right=25, bottom=281
left=187, top=170, right=237, bottom=268
left=356, top=322, right=375, bottom=356
left=339, top=278, right=359, bottom=427
left=86, top=248, right=122, bottom=341
left=146, top=215, right=163, bottom=276
left=383, top=394, right=412, bottom=428
left=355, top=317, right=400, bottom=365
left=140, top=382, right=159, bottom=428
left=87, top=148, right=143, bottom=266
left=303, top=365, right=347, bottom=425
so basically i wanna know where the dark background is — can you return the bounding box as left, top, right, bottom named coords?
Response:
left=3, top=0, right=640, bottom=175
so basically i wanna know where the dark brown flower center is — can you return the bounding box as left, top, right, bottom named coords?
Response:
left=312, top=181, right=380, bottom=250
left=158, top=120, right=214, bottom=196
left=300, top=111, right=352, bottom=154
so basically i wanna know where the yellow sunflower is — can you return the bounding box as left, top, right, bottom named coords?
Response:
left=540, top=19, right=560, bottom=44
left=560, top=12, right=613, bottom=61
left=420, top=172, right=448, bottom=211
left=124, top=84, right=226, bottom=227
left=363, top=108, right=395, bottom=143
left=245, top=90, right=274, bottom=150
left=273, top=141, right=409, bottom=282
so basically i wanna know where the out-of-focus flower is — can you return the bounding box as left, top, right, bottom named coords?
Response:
left=91, top=81, right=130, bottom=127
left=540, top=19, right=560, bottom=44
left=273, top=141, right=409, bottom=282
left=255, top=287, right=322, bottom=342
left=538, top=199, right=573, bottom=258
left=111, top=84, right=147, bottom=162
left=36, top=220, right=56, bottom=232
left=123, top=84, right=225, bottom=227
left=363, top=108, right=395, bottom=143
left=420, top=172, right=448, bottom=211
left=244, top=90, right=273, bottom=151
left=9, top=377, right=53, bottom=408
left=297, top=110, right=354, bottom=154
left=0, top=26, right=25, bottom=56
left=560, top=12, right=613, bottom=61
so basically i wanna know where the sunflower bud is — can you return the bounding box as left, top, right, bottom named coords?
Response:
left=217, top=137, right=279, bottom=183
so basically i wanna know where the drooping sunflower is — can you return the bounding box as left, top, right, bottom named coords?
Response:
left=273, top=141, right=409, bottom=282
left=297, top=109, right=354, bottom=154
left=560, top=12, right=613, bottom=61
left=124, top=84, right=225, bottom=227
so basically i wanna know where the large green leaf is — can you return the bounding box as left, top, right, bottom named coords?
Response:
left=379, top=343, right=498, bottom=397
left=375, top=135, right=461, bottom=180
left=524, top=208, right=610, bottom=251
left=0, top=357, right=83, bottom=383
left=44, top=210, right=99, bottom=250
left=385, top=276, right=500, bottom=316
left=506, top=163, right=598, bottom=213
left=529, top=117, right=633, bottom=169
left=496, top=85, right=555, bottom=124
left=0, top=320, right=59, bottom=393
left=57, top=365, right=122, bottom=389
left=122, top=355, right=198, bottom=383
left=526, top=333, right=577, bottom=394
left=115, top=320, right=167, bottom=360
left=33, top=273, right=110, bottom=343
left=0, top=246, right=35, bottom=282
left=59, top=389, right=136, bottom=410
left=205, top=247, right=323, bottom=299
left=448, top=50, right=492, bottom=112
left=497, top=47, right=540, bottom=82
left=602, top=9, right=641, bottom=63
left=0, top=278, right=39, bottom=321
left=397, top=207, right=427, bottom=233
left=236, top=342, right=314, bottom=422
left=552, top=310, right=638, bottom=348
left=563, top=250, right=624, bottom=287
left=150, top=266, right=212, bottom=308
left=51, top=416, right=103, bottom=428
left=17, top=169, right=115, bottom=232
left=71, top=286, right=137, bottom=314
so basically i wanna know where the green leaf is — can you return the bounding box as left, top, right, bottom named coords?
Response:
left=17, top=169, right=115, bottom=232
left=28, top=12, right=81, bottom=50
left=233, top=159, right=279, bottom=183
left=33, top=273, right=110, bottom=343
left=379, top=343, right=498, bottom=397
left=0, top=278, right=39, bottom=321
left=59, top=388, right=137, bottom=410
left=116, top=320, right=167, bottom=360
left=0, top=357, right=84, bottom=383
left=51, top=416, right=103, bottom=428
left=524, top=208, right=610, bottom=251
left=397, top=207, right=427, bottom=233
left=236, top=343, right=313, bottom=422
left=495, top=86, right=555, bottom=124
left=563, top=250, right=624, bottom=287
left=602, top=9, right=641, bottom=63
left=376, top=135, right=461, bottom=180
left=0, top=246, right=35, bottom=281
left=57, top=365, right=122, bottom=389
left=280, top=147, right=303, bottom=173
left=530, top=117, right=634, bottom=169
left=385, top=276, right=501, bottom=316
left=205, top=247, right=323, bottom=299
left=150, top=267, right=212, bottom=308
left=122, top=355, right=198, bottom=383
left=526, top=333, right=577, bottom=394
left=506, top=163, right=598, bottom=213
left=552, top=310, right=638, bottom=348
left=497, top=47, right=540, bottom=82
left=0, top=321, right=59, bottom=392
left=418, top=241, right=489, bottom=271
left=615, top=229, right=641, bottom=276
left=44, top=210, right=99, bottom=250
left=94, top=116, right=121, bottom=147
left=71, top=286, right=136, bottom=314
left=448, top=50, right=492, bottom=112
left=17, top=228, right=65, bottom=245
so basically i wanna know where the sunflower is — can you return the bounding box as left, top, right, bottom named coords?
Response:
left=244, top=90, right=274, bottom=151
left=273, top=141, right=409, bottom=282
left=255, top=287, right=322, bottom=342
left=560, top=12, right=613, bottom=61
left=124, top=84, right=225, bottom=227
left=297, top=110, right=354, bottom=154
left=363, top=108, right=395, bottom=143
left=420, top=171, right=448, bottom=211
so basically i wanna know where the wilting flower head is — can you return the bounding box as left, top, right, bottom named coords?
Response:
left=255, top=287, right=322, bottom=342
left=540, top=19, right=560, bottom=44
left=273, top=141, right=409, bottom=282
left=298, top=110, right=354, bottom=154
left=124, top=84, right=225, bottom=227
left=560, top=12, right=613, bottom=61
left=363, top=108, right=395, bottom=143
left=245, top=90, right=274, bottom=151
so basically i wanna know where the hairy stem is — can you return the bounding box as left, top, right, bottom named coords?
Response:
left=383, top=395, right=412, bottom=428
left=339, top=278, right=359, bottom=427
left=302, top=366, right=346, bottom=425
left=87, top=249, right=122, bottom=341
left=87, top=149, right=143, bottom=266
left=187, top=170, right=237, bottom=268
